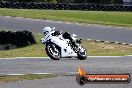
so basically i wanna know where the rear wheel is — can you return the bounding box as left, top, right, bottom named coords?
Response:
left=45, top=44, right=61, bottom=60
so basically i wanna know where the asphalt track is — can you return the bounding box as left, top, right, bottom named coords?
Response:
left=0, top=56, right=132, bottom=88
left=0, top=16, right=132, bottom=88
left=0, top=16, right=132, bottom=44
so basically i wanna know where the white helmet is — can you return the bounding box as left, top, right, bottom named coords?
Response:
left=42, top=27, right=54, bottom=36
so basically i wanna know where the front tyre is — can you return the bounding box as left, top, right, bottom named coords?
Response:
left=45, top=44, right=61, bottom=60
left=77, top=46, right=87, bottom=60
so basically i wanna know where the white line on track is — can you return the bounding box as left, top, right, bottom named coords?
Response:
left=6, top=74, right=25, bottom=76
left=32, top=73, right=53, bottom=75
left=0, top=72, right=78, bottom=76
left=5, top=16, right=11, bottom=18
left=125, top=55, right=132, bottom=56
left=126, top=43, right=132, bottom=45
left=0, top=56, right=131, bottom=60
left=104, top=41, right=110, bottom=43
left=0, top=73, right=52, bottom=76
left=88, top=56, right=123, bottom=58
left=16, top=17, right=23, bottom=19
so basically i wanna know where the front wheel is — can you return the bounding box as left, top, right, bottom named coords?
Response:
left=45, top=44, right=61, bottom=60
left=77, top=46, right=87, bottom=60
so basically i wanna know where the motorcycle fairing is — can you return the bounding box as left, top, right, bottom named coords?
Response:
left=45, top=35, right=77, bottom=57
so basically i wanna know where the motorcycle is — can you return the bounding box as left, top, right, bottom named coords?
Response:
left=41, top=27, right=87, bottom=60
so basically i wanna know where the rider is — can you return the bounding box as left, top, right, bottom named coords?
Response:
left=43, top=27, right=61, bottom=37
left=42, top=27, right=82, bottom=44
left=42, top=27, right=72, bottom=41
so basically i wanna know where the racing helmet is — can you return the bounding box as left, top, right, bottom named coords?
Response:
left=42, top=27, right=54, bottom=36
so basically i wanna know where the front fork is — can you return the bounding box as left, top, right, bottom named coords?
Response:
left=69, top=39, right=83, bottom=53
left=71, top=43, right=80, bottom=53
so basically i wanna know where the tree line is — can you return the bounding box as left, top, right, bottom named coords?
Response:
left=0, top=0, right=123, bottom=4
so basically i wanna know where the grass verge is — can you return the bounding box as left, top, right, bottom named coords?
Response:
left=82, top=40, right=132, bottom=56
left=0, top=34, right=132, bottom=58
left=0, top=8, right=132, bottom=27
left=0, top=74, right=54, bottom=84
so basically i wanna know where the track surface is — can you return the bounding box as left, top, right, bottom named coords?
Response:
left=0, top=56, right=132, bottom=88
left=1, top=76, right=131, bottom=88
left=0, top=16, right=132, bottom=44
left=0, top=16, right=132, bottom=88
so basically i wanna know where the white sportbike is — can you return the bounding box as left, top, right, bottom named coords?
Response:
left=41, top=27, right=87, bottom=60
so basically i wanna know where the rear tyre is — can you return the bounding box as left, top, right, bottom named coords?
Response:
left=45, top=44, right=61, bottom=60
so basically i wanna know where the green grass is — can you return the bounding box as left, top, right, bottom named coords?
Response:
left=0, top=30, right=3, bottom=32
left=0, top=35, right=132, bottom=58
left=0, top=35, right=47, bottom=58
left=0, top=74, right=54, bottom=84
left=0, top=8, right=132, bottom=27
left=82, top=40, right=132, bottom=56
